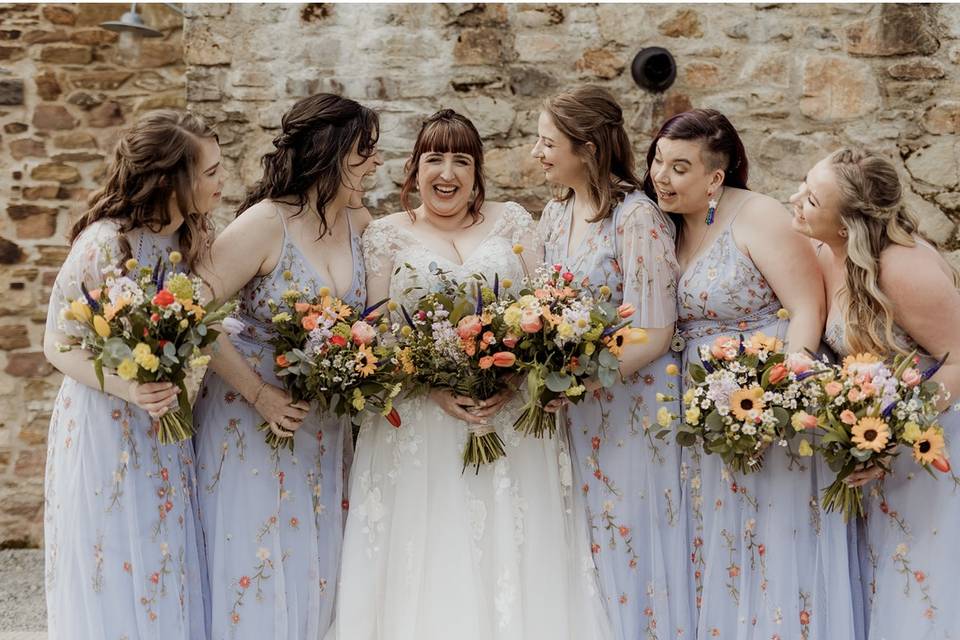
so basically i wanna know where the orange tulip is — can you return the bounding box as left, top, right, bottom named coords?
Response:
left=492, top=352, right=516, bottom=368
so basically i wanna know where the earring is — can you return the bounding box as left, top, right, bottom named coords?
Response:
left=839, top=228, right=848, bottom=238
left=705, top=194, right=717, bottom=225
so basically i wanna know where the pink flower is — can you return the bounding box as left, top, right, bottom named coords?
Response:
left=561, top=271, right=574, bottom=283
left=785, top=352, right=813, bottom=374
left=492, top=352, right=516, bottom=368
left=847, top=388, right=862, bottom=402
left=767, top=363, right=788, bottom=385
left=456, top=314, right=483, bottom=339
left=350, top=320, right=377, bottom=345
left=825, top=381, right=843, bottom=397
left=840, top=410, right=858, bottom=425
left=520, top=310, right=542, bottom=333
left=710, top=336, right=739, bottom=361
left=502, top=334, right=518, bottom=348
left=617, top=303, right=635, bottom=320
left=902, top=367, right=922, bottom=387
left=553, top=263, right=563, bottom=272
left=479, top=356, right=494, bottom=370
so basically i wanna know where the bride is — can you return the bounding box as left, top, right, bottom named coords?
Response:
left=327, top=109, right=611, bottom=640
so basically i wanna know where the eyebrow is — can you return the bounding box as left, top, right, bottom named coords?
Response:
left=204, top=160, right=220, bottom=173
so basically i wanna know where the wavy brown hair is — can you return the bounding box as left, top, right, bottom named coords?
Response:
left=830, top=147, right=960, bottom=356
left=399, top=109, right=485, bottom=225
left=543, top=85, right=641, bottom=223
left=238, top=93, right=379, bottom=237
left=70, top=109, right=217, bottom=270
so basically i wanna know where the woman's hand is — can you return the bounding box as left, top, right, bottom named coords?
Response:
left=844, top=462, right=887, bottom=488
left=430, top=389, right=511, bottom=425
left=253, top=384, right=310, bottom=440
left=128, top=381, right=179, bottom=419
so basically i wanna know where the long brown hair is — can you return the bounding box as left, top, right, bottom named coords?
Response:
left=70, top=109, right=217, bottom=270
left=830, top=147, right=960, bottom=356
left=238, top=93, right=379, bottom=237
left=543, top=85, right=641, bottom=223
left=399, top=109, right=486, bottom=224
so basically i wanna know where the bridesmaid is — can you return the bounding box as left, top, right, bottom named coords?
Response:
left=790, top=147, right=960, bottom=639
left=42, top=110, right=222, bottom=639
left=645, top=109, right=859, bottom=638
left=532, top=85, right=693, bottom=638
left=192, top=93, right=381, bottom=639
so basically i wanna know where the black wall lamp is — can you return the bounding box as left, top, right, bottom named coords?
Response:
left=631, top=47, right=677, bottom=93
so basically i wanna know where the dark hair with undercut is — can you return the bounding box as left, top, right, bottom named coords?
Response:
left=238, top=93, right=379, bottom=237
left=641, top=108, right=749, bottom=203
left=400, top=109, right=486, bottom=225
left=543, top=85, right=642, bottom=223
left=70, top=109, right=217, bottom=270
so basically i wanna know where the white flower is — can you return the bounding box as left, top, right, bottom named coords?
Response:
left=256, top=546, right=271, bottom=562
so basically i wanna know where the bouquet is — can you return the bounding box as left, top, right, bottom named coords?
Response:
left=507, top=263, right=645, bottom=439
left=59, top=252, right=236, bottom=444
left=675, top=332, right=822, bottom=473
left=262, top=287, right=401, bottom=451
left=811, top=351, right=950, bottom=520
left=395, top=266, right=519, bottom=472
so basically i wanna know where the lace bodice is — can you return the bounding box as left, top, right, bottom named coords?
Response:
left=362, top=202, right=542, bottom=311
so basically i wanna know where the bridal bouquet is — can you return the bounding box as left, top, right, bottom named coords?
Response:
left=262, top=288, right=401, bottom=451
left=810, top=351, right=950, bottom=520
left=58, top=252, right=235, bottom=444
left=395, top=266, right=519, bottom=472
left=507, top=263, right=645, bottom=439
left=675, top=332, right=823, bottom=474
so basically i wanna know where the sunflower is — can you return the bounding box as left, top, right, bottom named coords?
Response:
left=606, top=327, right=647, bottom=357
left=912, top=427, right=946, bottom=465
left=730, top=386, right=765, bottom=421
left=355, top=344, right=378, bottom=377
left=851, top=416, right=890, bottom=453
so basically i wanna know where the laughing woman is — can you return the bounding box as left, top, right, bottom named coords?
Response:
left=192, top=93, right=381, bottom=639
left=43, top=110, right=222, bottom=639
left=646, top=109, right=859, bottom=639
left=532, top=86, right=693, bottom=639
left=790, top=148, right=960, bottom=640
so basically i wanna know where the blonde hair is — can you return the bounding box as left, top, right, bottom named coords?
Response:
left=830, top=147, right=960, bottom=356
left=543, top=85, right=641, bottom=223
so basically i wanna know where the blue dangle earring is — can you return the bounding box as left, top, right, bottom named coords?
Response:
left=705, top=193, right=718, bottom=225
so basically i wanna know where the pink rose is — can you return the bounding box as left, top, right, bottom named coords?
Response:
left=520, top=310, right=542, bottom=333
left=456, top=314, right=483, bottom=339
left=902, top=367, right=922, bottom=387
left=840, top=410, right=857, bottom=426
left=350, top=321, right=377, bottom=345
left=794, top=411, right=818, bottom=430
left=768, top=363, right=788, bottom=385
left=847, top=388, right=862, bottom=403
left=825, top=381, right=843, bottom=397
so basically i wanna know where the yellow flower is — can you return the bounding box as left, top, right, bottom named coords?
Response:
left=124, top=258, right=139, bottom=272
left=179, top=319, right=189, bottom=329
left=272, top=312, right=292, bottom=324
left=512, top=244, right=524, bottom=255
left=902, top=421, right=922, bottom=444
left=281, top=288, right=301, bottom=301
left=557, top=322, right=574, bottom=340
left=168, top=251, right=182, bottom=265
left=132, top=343, right=152, bottom=361
left=730, top=386, right=765, bottom=421
left=776, top=308, right=790, bottom=320
left=747, top=332, right=782, bottom=353
left=913, top=427, right=946, bottom=465
left=189, top=354, right=211, bottom=368
left=583, top=342, right=596, bottom=356
left=501, top=278, right=513, bottom=289
left=117, top=358, right=139, bottom=381
left=851, top=416, right=890, bottom=453
left=657, top=406, right=672, bottom=428
left=141, top=354, right=160, bottom=373
left=282, top=270, right=293, bottom=281
left=396, top=347, right=416, bottom=375
left=665, top=363, right=680, bottom=377
left=842, top=353, right=881, bottom=371
left=70, top=299, right=92, bottom=323
left=400, top=325, right=413, bottom=338
left=599, top=285, right=611, bottom=298
left=351, top=388, right=366, bottom=411
left=798, top=439, right=814, bottom=457
left=683, top=388, right=696, bottom=405
left=503, top=305, right=522, bottom=329
left=685, top=406, right=701, bottom=425
left=565, top=385, right=586, bottom=398
left=607, top=327, right=647, bottom=357
left=355, top=343, right=378, bottom=377
left=93, top=315, right=111, bottom=338
left=166, top=273, right=194, bottom=301
left=387, top=300, right=398, bottom=312
left=318, top=287, right=331, bottom=298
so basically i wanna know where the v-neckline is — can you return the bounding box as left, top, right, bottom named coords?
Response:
left=678, top=224, right=731, bottom=283
left=284, top=213, right=359, bottom=301
left=399, top=206, right=511, bottom=269
left=561, top=197, right=591, bottom=266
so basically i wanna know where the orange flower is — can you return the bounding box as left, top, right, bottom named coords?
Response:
left=767, top=363, right=788, bottom=385
left=492, top=352, right=516, bottom=368
left=461, top=338, right=476, bottom=357
left=294, top=302, right=310, bottom=314
left=302, top=314, right=319, bottom=331
left=617, top=303, right=635, bottom=319
left=479, top=356, right=494, bottom=370
left=276, top=354, right=289, bottom=367
left=799, top=610, right=810, bottom=625
left=456, top=314, right=483, bottom=339
left=710, top=336, right=740, bottom=361
left=239, top=576, right=251, bottom=589
left=851, top=416, right=890, bottom=452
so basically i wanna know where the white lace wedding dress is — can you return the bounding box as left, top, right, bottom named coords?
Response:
left=326, top=203, right=612, bottom=640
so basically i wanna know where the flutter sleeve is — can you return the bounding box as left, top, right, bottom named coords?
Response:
left=498, top=201, right=545, bottom=277
left=45, top=220, right=124, bottom=340
left=615, top=193, right=679, bottom=329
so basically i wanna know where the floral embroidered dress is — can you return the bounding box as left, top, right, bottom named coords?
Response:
left=193, top=211, right=364, bottom=639
left=825, top=315, right=960, bottom=640
left=540, top=191, right=694, bottom=639
left=326, top=203, right=611, bottom=640
left=44, top=220, right=206, bottom=640
left=676, top=213, right=858, bottom=639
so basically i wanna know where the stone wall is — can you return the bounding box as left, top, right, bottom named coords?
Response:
left=185, top=2, right=960, bottom=256
left=2, top=2, right=960, bottom=547
left=0, top=3, right=183, bottom=546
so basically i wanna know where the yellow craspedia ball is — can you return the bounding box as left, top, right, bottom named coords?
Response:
left=400, top=325, right=413, bottom=338
left=387, top=300, right=398, bottom=312
left=512, top=244, right=524, bottom=255
left=124, top=258, right=139, bottom=272
left=318, top=287, right=330, bottom=298
left=168, top=251, right=183, bottom=265
left=501, top=278, right=513, bottom=289
left=665, top=363, right=680, bottom=377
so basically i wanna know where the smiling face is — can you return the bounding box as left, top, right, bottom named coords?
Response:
left=531, top=110, right=586, bottom=188
left=190, top=136, right=224, bottom=215
left=649, top=137, right=723, bottom=215
left=340, top=132, right=383, bottom=199
left=788, top=156, right=846, bottom=242
left=416, top=150, right=477, bottom=218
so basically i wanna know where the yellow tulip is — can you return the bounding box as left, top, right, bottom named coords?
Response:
left=93, top=315, right=111, bottom=338
left=70, top=299, right=92, bottom=323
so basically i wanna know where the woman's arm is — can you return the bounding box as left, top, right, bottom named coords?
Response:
left=736, top=195, right=825, bottom=353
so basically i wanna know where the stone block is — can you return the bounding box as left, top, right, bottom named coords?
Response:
left=574, top=48, right=624, bottom=80
left=23, top=29, right=69, bottom=44
left=0, top=325, right=29, bottom=350
left=43, top=5, right=77, bottom=25
left=887, top=59, right=945, bottom=80
left=15, top=213, right=57, bottom=239
left=5, top=352, right=53, bottom=378
left=0, top=79, right=24, bottom=105
left=658, top=9, right=703, bottom=38
left=53, top=131, right=97, bottom=149
left=30, top=163, right=81, bottom=184
left=87, top=101, right=124, bottom=128
left=67, top=71, right=131, bottom=90
left=454, top=27, right=510, bottom=65
left=130, top=39, right=181, bottom=69
left=485, top=146, right=545, bottom=189
left=32, top=104, right=77, bottom=130
left=844, top=5, right=939, bottom=56
left=682, top=62, right=721, bottom=89
left=905, top=140, right=960, bottom=189
left=6, top=204, right=57, bottom=221
left=0, top=238, right=23, bottom=265
left=35, top=70, right=62, bottom=101
left=183, top=21, right=232, bottom=66
left=0, top=45, right=26, bottom=61
left=800, top=55, right=878, bottom=121
left=515, top=33, right=563, bottom=63
left=39, top=44, right=93, bottom=65
left=69, top=28, right=118, bottom=46
left=3, top=123, right=28, bottom=134
left=9, top=138, right=45, bottom=160
left=13, top=448, right=45, bottom=477
left=457, top=95, right=515, bottom=137
left=22, top=185, right=66, bottom=200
